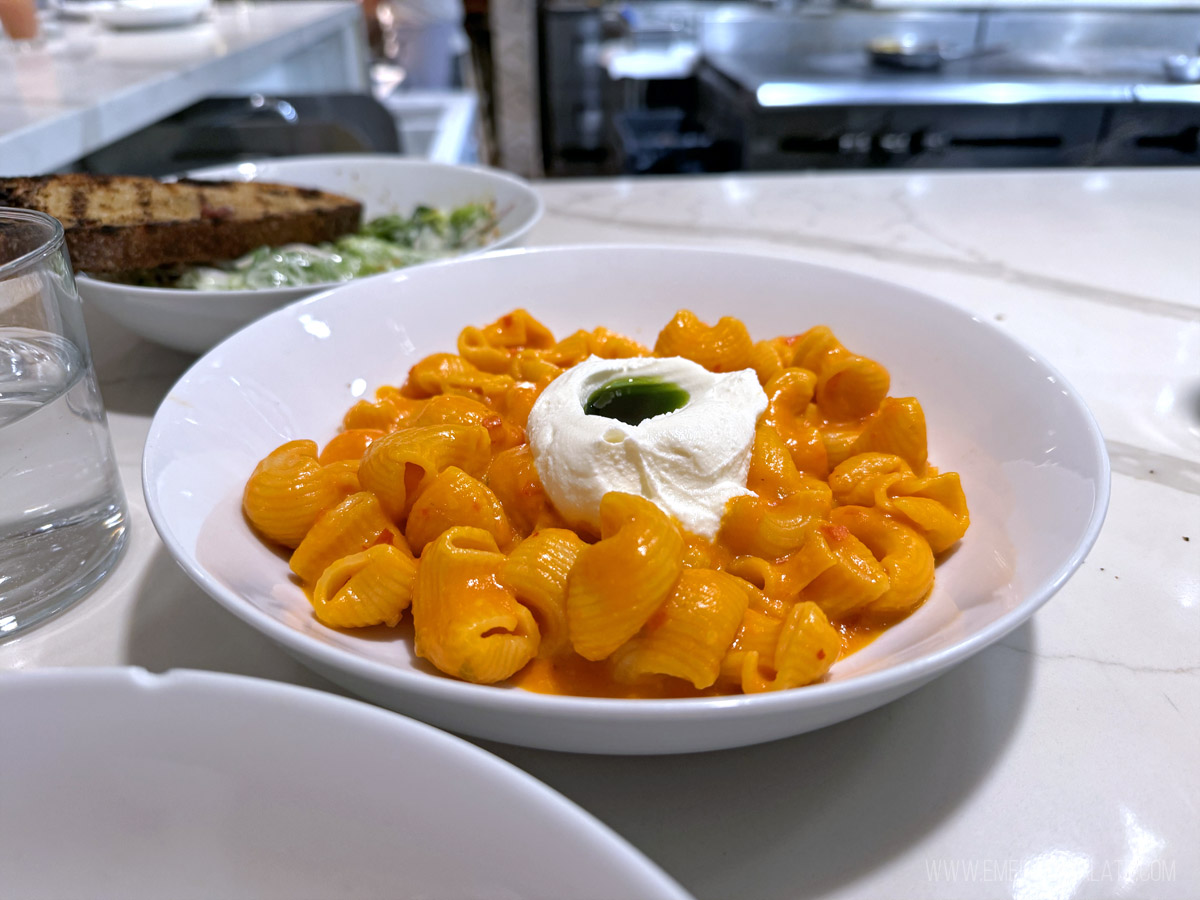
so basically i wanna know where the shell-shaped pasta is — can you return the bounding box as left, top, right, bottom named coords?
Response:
left=770, top=601, right=841, bottom=689
left=358, top=424, right=491, bottom=522
left=486, top=444, right=562, bottom=536
left=819, top=427, right=862, bottom=471
left=403, top=353, right=514, bottom=403
left=829, top=452, right=912, bottom=507
left=458, top=310, right=554, bottom=375
left=721, top=599, right=793, bottom=692
left=412, top=526, right=540, bottom=684
left=791, top=326, right=843, bottom=373
left=719, top=490, right=830, bottom=560
left=502, top=528, right=587, bottom=657
left=311, top=544, right=417, bottom=628
left=456, top=326, right=512, bottom=374
left=567, top=492, right=684, bottom=661
left=544, top=330, right=593, bottom=369
left=763, top=368, right=829, bottom=478
left=848, top=397, right=928, bottom=474
left=290, top=491, right=408, bottom=584
left=343, top=398, right=400, bottom=432
left=612, top=569, right=749, bottom=689
left=319, top=428, right=384, bottom=465
left=500, top=379, right=551, bottom=431
left=749, top=337, right=795, bottom=386
left=462, top=309, right=556, bottom=356
left=747, top=425, right=810, bottom=501
left=653, top=310, right=754, bottom=373
left=832, top=506, right=934, bottom=618
left=406, top=466, right=513, bottom=555
left=588, top=327, right=651, bottom=360
left=766, top=367, right=817, bottom=413
left=508, top=350, right=563, bottom=383
left=889, top=471, right=970, bottom=554
left=410, top=395, right=523, bottom=452
left=243, top=440, right=360, bottom=548
left=815, top=354, right=891, bottom=422
left=795, top=523, right=890, bottom=619
left=411, top=395, right=497, bottom=428
left=830, top=454, right=968, bottom=554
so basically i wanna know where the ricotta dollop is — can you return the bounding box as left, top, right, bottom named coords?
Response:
left=526, top=356, right=768, bottom=539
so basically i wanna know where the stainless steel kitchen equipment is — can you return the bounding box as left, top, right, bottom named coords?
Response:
left=539, top=2, right=1200, bottom=174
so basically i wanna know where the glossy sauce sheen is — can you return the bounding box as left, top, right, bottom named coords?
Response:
left=512, top=621, right=885, bottom=699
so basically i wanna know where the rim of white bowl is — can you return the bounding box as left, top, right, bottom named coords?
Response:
left=76, top=156, right=544, bottom=304
left=143, top=244, right=1112, bottom=723
left=1, top=666, right=692, bottom=899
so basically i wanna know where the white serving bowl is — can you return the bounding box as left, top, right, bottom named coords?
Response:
left=77, top=155, right=542, bottom=354
left=143, top=246, right=1110, bottom=754
left=0, top=668, right=691, bottom=900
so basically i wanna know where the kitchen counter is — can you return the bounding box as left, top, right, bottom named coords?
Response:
left=0, top=0, right=367, bottom=176
left=704, top=51, right=1200, bottom=107
left=3, top=167, right=1198, bottom=899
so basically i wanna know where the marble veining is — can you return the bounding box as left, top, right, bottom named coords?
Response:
left=538, top=172, right=1200, bottom=320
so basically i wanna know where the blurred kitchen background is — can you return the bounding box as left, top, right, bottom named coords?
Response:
left=487, top=0, right=1200, bottom=177
left=7, top=0, right=1200, bottom=179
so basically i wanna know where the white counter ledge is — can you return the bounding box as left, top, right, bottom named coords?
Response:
left=2, top=167, right=1198, bottom=900
left=0, top=0, right=367, bottom=176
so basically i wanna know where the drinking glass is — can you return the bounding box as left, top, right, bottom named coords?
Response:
left=0, top=209, right=128, bottom=638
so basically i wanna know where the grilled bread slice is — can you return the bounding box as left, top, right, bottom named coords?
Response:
left=0, top=174, right=363, bottom=273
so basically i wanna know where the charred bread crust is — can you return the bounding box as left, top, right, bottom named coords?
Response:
left=0, top=174, right=363, bottom=273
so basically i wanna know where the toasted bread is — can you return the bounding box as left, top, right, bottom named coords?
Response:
left=0, top=174, right=363, bottom=273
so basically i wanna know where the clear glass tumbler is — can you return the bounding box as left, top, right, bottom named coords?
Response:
left=0, top=209, right=128, bottom=638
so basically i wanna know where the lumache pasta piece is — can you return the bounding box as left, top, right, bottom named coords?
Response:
left=358, top=424, right=491, bottom=522
left=719, top=491, right=830, bottom=561
left=502, top=528, right=587, bottom=657
left=654, top=310, right=754, bottom=373
left=405, top=466, right=513, bottom=555
left=311, top=544, right=417, bottom=628
left=832, top=506, right=935, bottom=619
left=486, top=444, right=562, bottom=536
left=402, top=353, right=514, bottom=403
left=844, top=397, right=928, bottom=474
left=762, top=368, right=829, bottom=478
left=612, top=569, right=749, bottom=689
left=290, top=491, right=407, bottom=584
left=762, top=601, right=842, bottom=691
left=830, top=453, right=969, bottom=554
left=794, top=523, right=890, bottom=618
left=412, top=526, right=540, bottom=683
left=244, top=440, right=360, bottom=548
left=566, top=492, right=684, bottom=661
left=458, top=309, right=557, bottom=375
left=746, top=425, right=812, bottom=501
left=319, top=428, right=385, bottom=465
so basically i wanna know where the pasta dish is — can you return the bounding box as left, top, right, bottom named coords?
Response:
left=243, top=310, right=969, bottom=698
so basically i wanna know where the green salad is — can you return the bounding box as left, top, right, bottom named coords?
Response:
left=116, top=201, right=499, bottom=291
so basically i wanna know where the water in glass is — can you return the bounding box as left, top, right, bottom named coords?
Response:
left=0, top=329, right=126, bottom=636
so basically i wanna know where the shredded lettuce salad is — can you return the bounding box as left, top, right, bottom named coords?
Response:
left=116, top=201, right=499, bottom=291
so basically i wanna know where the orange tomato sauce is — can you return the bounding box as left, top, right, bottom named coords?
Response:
left=511, top=617, right=889, bottom=699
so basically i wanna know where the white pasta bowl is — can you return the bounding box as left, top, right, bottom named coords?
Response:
left=0, top=668, right=690, bottom=899
left=143, top=246, right=1110, bottom=754
left=77, top=155, right=542, bottom=354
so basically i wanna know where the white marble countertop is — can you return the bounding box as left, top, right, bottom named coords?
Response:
left=3, top=167, right=1198, bottom=900
left=0, top=0, right=365, bottom=176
